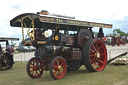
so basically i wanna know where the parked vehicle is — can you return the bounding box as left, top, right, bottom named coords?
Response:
left=16, top=46, right=29, bottom=52
left=27, top=46, right=36, bottom=51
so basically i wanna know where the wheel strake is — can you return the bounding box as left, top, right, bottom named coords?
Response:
left=26, top=57, right=43, bottom=78
left=50, top=56, right=67, bottom=80
left=84, top=39, right=107, bottom=72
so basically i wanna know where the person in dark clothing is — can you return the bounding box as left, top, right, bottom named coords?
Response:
left=98, top=28, right=104, bottom=39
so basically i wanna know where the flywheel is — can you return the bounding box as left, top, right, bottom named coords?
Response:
left=78, top=28, right=92, bottom=47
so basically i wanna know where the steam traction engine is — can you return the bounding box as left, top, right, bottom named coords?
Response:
left=10, top=10, right=112, bottom=79
left=0, top=37, right=19, bottom=70
left=110, top=36, right=126, bottom=46
left=96, top=28, right=126, bottom=46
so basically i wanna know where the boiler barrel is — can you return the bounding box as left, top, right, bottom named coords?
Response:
left=37, top=45, right=62, bottom=58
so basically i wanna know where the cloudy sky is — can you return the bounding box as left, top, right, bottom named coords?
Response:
left=0, top=0, right=128, bottom=42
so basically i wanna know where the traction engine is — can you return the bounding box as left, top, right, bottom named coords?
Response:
left=0, top=37, right=19, bottom=70
left=10, top=10, right=112, bottom=80
left=26, top=27, right=107, bottom=79
left=111, top=36, right=126, bottom=46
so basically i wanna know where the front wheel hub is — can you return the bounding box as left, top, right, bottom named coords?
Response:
left=97, top=52, right=100, bottom=58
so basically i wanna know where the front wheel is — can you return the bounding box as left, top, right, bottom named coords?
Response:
left=83, top=39, right=107, bottom=72
left=50, top=56, right=67, bottom=80
left=26, top=57, right=43, bottom=78
left=122, top=39, right=126, bottom=46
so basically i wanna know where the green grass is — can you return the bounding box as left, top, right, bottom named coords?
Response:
left=1, top=62, right=128, bottom=85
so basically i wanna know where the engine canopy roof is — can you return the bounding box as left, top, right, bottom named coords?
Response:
left=10, top=12, right=112, bottom=29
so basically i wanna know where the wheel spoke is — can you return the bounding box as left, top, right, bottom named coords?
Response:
left=90, top=54, right=95, bottom=57
left=98, top=59, right=104, bottom=64
left=30, top=69, right=34, bottom=71
left=60, top=62, right=63, bottom=66
left=90, top=57, right=95, bottom=63
left=95, top=41, right=99, bottom=49
left=92, top=63, right=95, bottom=68
left=30, top=64, right=34, bottom=67
left=98, top=46, right=103, bottom=51
left=92, top=44, right=97, bottom=53
left=34, top=71, right=36, bottom=76
left=93, top=60, right=96, bottom=66
left=100, top=53, right=105, bottom=56
left=90, top=49, right=95, bottom=54
left=35, top=71, right=38, bottom=76
left=53, top=65, right=58, bottom=69
left=96, top=63, right=101, bottom=69
left=56, top=60, right=59, bottom=65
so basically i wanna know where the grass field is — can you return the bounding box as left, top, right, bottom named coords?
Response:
left=1, top=62, right=128, bottom=85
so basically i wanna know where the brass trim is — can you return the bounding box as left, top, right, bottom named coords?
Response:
left=37, top=41, right=46, bottom=44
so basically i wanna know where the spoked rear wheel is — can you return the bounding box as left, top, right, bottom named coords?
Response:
left=26, top=57, right=43, bottom=78
left=116, top=38, right=121, bottom=46
left=50, top=56, right=67, bottom=80
left=83, top=39, right=107, bottom=72
left=0, top=53, right=13, bottom=70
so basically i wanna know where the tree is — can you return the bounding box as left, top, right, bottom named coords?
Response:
left=126, top=33, right=128, bottom=36
left=113, top=29, right=126, bottom=36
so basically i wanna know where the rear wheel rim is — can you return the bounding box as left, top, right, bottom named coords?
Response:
left=27, top=57, right=43, bottom=78
left=90, top=40, right=107, bottom=71
left=50, top=57, right=67, bottom=80
left=84, top=39, right=107, bottom=72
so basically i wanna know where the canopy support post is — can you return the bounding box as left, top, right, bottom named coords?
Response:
left=21, top=22, right=24, bottom=42
left=32, top=19, right=35, bottom=40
